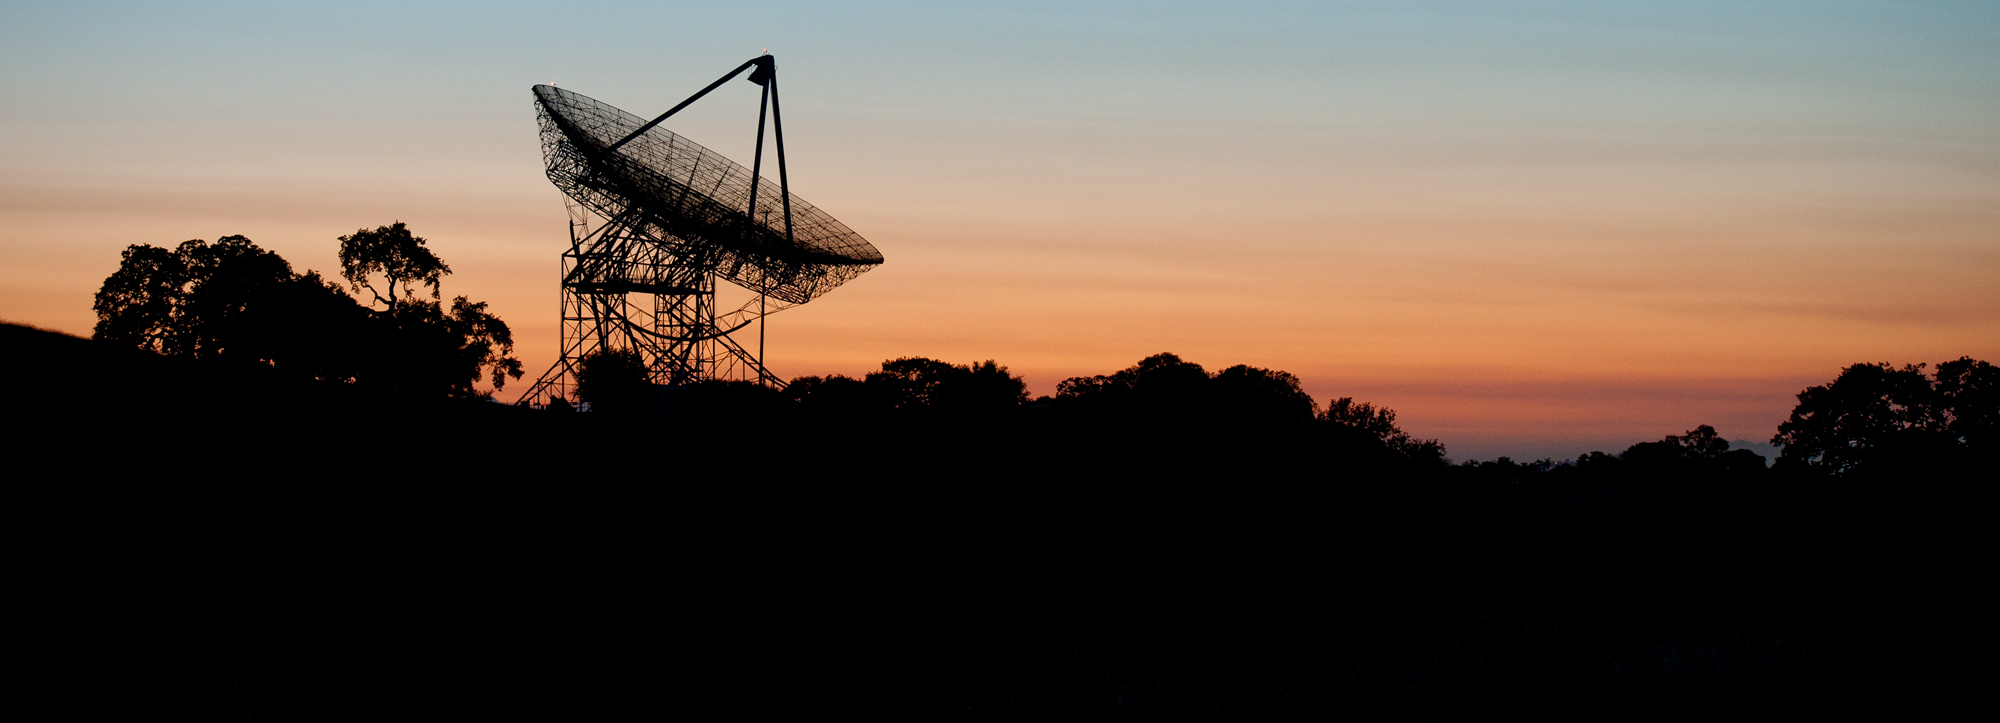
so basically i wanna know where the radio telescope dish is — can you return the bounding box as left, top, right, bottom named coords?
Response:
left=515, top=55, right=883, bottom=406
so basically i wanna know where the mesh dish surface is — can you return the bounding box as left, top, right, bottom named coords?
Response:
left=533, top=84, right=882, bottom=304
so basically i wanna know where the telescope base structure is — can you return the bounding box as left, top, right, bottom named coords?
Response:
left=515, top=204, right=783, bottom=409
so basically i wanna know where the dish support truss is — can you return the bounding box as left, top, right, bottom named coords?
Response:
left=514, top=199, right=789, bottom=408
left=517, top=55, right=832, bottom=408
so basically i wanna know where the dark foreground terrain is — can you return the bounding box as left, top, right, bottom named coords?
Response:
left=7, top=323, right=1972, bottom=719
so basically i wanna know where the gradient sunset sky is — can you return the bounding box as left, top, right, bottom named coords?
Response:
left=4, top=1, right=1996, bottom=459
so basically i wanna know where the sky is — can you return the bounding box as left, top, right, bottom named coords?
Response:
left=3, top=1, right=1996, bottom=459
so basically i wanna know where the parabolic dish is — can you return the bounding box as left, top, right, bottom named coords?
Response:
left=533, top=84, right=882, bottom=304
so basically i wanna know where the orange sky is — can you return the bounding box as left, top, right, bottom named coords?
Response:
left=4, top=2, right=1996, bottom=459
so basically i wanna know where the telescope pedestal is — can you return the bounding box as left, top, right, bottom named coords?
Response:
left=515, top=204, right=782, bottom=409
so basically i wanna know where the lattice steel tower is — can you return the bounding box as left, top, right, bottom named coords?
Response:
left=516, top=56, right=884, bottom=407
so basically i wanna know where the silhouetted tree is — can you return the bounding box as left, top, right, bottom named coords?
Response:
left=934, top=360, right=1031, bottom=416
left=93, top=236, right=294, bottom=359
left=231, top=270, right=372, bottom=383
left=785, top=374, right=873, bottom=419
left=575, top=348, right=655, bottom=415
left=1621, top=425, right=1766, bottom=478
left=337, top=221, right=450, bottom=310
left=460, top=302, right=521, bottom=395
left=1772, top=362, right=1962, bottom=475
left=1934, top=356, right=2000, bottom=452
left=1321, top=397, right=1400, bottom=440
left=94, top=227, right=521, bottom=399
left=1055, top=352, right=1212, bottom=421
left=93, top=236, right=369, bottom=383
left=93, top=243, right=185, bottom=353
left=866, top=357, right=961, bottom=412
left=1210, top=364, right=1318, bottom=424
left=336, top=223, right=521, bottom=398
left=1322, top=396, right=1446, bottom=464
left=863, top=357, right=1028, bottom=418
left=350, top=296, right=524, bottom=399
left=1054, top=353, right=1443, bottom=467
left=1666, top=424, right=1730, bottom=459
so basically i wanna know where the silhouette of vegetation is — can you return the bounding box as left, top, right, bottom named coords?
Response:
left=1322, top=395, right=1447, bottom=464
left=666, top=379, right=790, bottom=422
left=1936, top=356, right=2000, bottom=451
left=1773, top=357, right=1997, bottom=475
left=91, top=235, right=362, bottom=377
left=575, top=348, right=656, bottom=415
left=862, top=356, right=961, bottom=412
left=336, top=223, right=522, bottom=398
left=1211, top=363, right=1318, bottom=423
left=337, top=221, right=451, bottom=309
left=777, top=357, right=1032, bottom=422
left=1454, top=424, right=1771, bottom=492
left=783, top=373, right=872, bottom=420
left=865, top=356, right=1029, bottom=418
left=35, top=280, right=1991, bottom=719
left=1054, top=351, right=1216, bottom=422
left=91, top=227, right=521, bottom=399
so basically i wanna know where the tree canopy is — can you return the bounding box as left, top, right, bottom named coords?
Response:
left=93, top=229, right=520, bottom=399
left=1055, top=353, right=1334, bottom=431
left=1773, top=358, right=1996, bottom=475
left=92, top=236, right=365, bottom=380
left=864, top=357, right=1029, bottom=416
left=575, top=348, right=655, bottom=415
left=95, top=236, right=299, bottom=358
left=1322, top=396, right=1446, bottom=465
left=338, top=221, right=451, bottom=309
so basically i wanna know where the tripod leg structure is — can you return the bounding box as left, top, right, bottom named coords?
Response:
left=517, top=55, right=817, bottom=407
left=514, top=202, right=784, bottom=408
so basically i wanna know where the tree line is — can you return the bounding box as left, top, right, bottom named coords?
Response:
left=91, top=224, right=1993, bottom=478
left=65, top=226, right=1990, bottom=716
left=574, top=346, right=1994, bottom=478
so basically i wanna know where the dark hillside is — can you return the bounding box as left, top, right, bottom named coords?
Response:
left=7, top=322, right=1965, bottom=719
